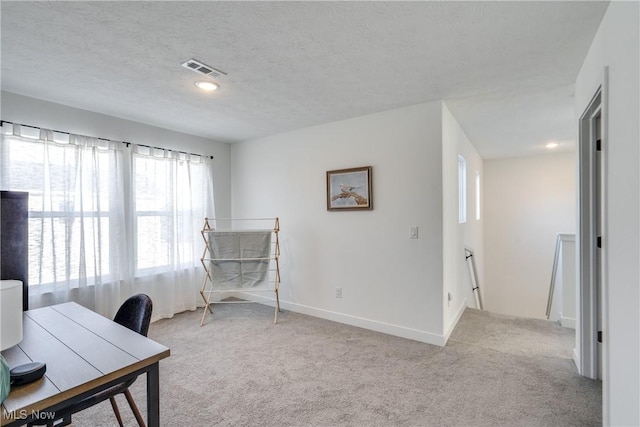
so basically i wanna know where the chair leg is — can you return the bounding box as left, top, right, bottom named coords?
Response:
left=109, top=397, right=125, bottom=427
left=124, top=388, right=147, bottom=427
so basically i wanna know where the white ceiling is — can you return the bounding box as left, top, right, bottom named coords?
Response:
left=1, top=1, right=608, bottom=159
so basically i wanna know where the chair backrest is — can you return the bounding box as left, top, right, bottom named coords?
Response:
left=113, top=294, right=153, bottom=337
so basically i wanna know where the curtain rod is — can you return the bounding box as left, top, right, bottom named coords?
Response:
left=0, top=120, right=214, bottom=159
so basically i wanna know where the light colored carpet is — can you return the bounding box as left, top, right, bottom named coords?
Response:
left=72, top=303, right=601, bottom=426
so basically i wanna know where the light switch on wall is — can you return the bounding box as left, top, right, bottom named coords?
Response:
left=410, top=226, right=419, bottom=239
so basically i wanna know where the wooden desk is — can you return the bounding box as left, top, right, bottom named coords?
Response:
left=1, top=303, right=170, bottom=426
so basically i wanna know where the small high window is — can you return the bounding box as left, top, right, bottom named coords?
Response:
left=475, top=171, right=481, bottom=220
left=458, top=155, right=467, bottom=223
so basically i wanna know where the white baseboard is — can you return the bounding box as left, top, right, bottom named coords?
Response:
left=573, top=347, right=580, bottom=372
left=236, top=291, right=446, bottom=347
left=443, top=298, right=468, bottom=344
left=561, top=315, right=576, bottom=329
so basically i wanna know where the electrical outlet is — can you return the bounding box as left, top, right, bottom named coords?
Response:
left=336, top=287, right=342, bottom=298
left=410, top=226, right=419, bottom=239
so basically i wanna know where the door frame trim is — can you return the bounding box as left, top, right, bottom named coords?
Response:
left=577, top=66, right=608, bottom=409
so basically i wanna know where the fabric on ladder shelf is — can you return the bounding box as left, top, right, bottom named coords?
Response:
left=207, top=231, right=272, bottom=289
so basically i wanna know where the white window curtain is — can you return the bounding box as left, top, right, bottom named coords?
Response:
left=0, top=124, right=130, bottom=316
left=0, top=123, right=214, bottom=320
left=129, top=146, right=214, bottom=320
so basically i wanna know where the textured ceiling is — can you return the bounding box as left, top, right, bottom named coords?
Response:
left=1, top=1, right=608, bottom=158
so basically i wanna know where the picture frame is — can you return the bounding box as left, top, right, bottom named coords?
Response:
left=326, top=166, right=372, bottom=211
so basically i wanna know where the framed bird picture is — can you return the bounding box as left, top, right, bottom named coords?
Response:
left=326, top=166, right=372, bottom=211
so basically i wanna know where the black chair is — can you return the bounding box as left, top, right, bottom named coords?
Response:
left=30, top=294, right=153, bottom=427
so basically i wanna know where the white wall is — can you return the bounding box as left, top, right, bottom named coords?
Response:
left=484, top=152, right=576, bottom=319
left=231, top=101, right=447, bottom=344
left=0, top=91, right=232, bottom=219
left=575, top=2, right=640, bottom=425
left=442, top=103, right=483, bottom=337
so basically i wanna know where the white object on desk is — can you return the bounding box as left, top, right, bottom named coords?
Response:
left=1, top=280, right=23, bottom=404
left=0, top=280, right=23, bottom=351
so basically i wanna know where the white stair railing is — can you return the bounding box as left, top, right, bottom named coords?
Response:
left=465, top=247, right=483, bottom=310
left=546, top=234, right=563, bottom=319
left=546, top=233, right=576, bottom=324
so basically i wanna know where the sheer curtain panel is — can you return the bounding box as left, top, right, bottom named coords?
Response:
left=0, top=124, right=129, bottom=315
left=130, top=146, right=214, bottom=320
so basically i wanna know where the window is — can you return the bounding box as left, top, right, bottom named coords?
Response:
left=475, top=171, right=481, bottom=220
left=458, top=155, right=467, bottom=223
left=0, top=126, right=121, bottom=287
left=1, top=123, right=214, bottom=287
left=133, top=149, right=212, bottom=275
left=134, top=153, right=173, bottom=272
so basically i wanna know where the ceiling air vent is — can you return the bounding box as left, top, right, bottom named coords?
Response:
left=181, top=59, right=227, bottom=79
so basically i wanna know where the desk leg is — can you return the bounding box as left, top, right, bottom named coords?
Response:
left=147, top=362, right=160, bottom=427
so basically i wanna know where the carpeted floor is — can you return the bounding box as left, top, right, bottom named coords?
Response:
left=73, top=303, right=601, bottom=426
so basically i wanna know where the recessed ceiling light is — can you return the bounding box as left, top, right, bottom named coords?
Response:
left=194, top=81, right=219, bottom=92
left=545, top=142, right=559, bottom=149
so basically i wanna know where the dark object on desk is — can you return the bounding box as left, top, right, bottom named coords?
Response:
left=0, top=191, right=29, bottom=311
left=29, top=294, right=153, bottom=427
left=10, top=361, right=46, bottom=386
